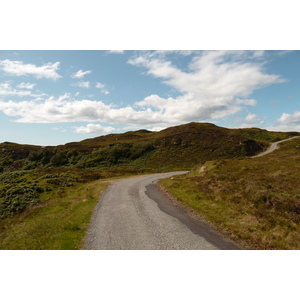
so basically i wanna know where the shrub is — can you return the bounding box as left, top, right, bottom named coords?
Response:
left=50, top=150, right=69, bottom=166
left=0, top=186, right=40, bottom=218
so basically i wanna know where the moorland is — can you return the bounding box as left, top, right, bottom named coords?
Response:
left=0, top=122, right=299, bottom=249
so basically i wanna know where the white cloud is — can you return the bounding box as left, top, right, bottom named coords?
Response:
left=74, top=81, right=90, bottom=88
left=108, top=50, right=125, bottom=54
left=0, top=82, right=32, bottom=96
left=72, top=69, right=92, bottom=79
left=237, top=113, right=266, bottom=128
left=0, top=92, right=245, bottom=126
left=17, top=82, right=36, bottom=89
left=0, top=51, right=288, bottom=133
left=128, top=51, right=285, bottom=125
left=96, top=82, right=109, bottom=95
left=129, top=50, right=285, bottom=98
left=74, top=123, right=115, bottom=134
left=265, top=111, right=300, bottom=131
left=245, top=113, right=260, bottom=123
left=0, top=95, right=111, bottom=123
left=0, top=60, right=61, bottom=80
left=95, top=82, right=104, bottom=89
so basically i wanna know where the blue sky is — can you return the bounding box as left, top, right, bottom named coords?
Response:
left=0, top=50, right=300, bottom=145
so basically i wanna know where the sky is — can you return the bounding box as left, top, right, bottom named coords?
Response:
left=0, top=50, right=300, bottom=145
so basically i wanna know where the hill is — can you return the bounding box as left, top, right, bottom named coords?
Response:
left=0, top=122, right=299, bottom=249
left=159, top=136, right=300, bottom=249
left=0, top=122, right=297, bottom=172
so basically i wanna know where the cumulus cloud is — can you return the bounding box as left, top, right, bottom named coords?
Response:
left=74, top=123, right=115, bottom=134
left=127, top=50, right=285, bottom=126
left=265, top=111, right=300, bottom=131
left=0, top=82, right=32, bottom=97
left=129, top=50, right=285, bottom=98
left=0, top=93, right=175, bottom=125
left=71, top=69, right=92, bottom=79
left=245, top=113, right=261, bottom=123
left=0, top=60, right=61, bottom=80
left=0, top=92, right=245, bottom=127
left=17, top=82, right=36, bottom=89
left=74, top=81, right=90, bottom=88
left=235, top=113, right=266, bottom=128
left=96, top=82, right=109, bottom=95
left=0, top=51, right=288, bottom=133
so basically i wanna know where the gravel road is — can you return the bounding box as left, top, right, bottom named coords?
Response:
left=84, top=172, right=240, bottom=250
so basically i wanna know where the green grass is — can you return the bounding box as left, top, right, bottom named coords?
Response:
left=159, top=138, right=300, bottom=250
left=0, top=167, right=148, bottom=250
left=0, top=179, right=110, bottom=249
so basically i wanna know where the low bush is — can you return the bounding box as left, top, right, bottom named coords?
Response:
left=0, top=186, right=40, bottom=218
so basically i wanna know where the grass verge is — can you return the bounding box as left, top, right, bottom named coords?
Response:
left=0, top=178, right=110, bottom=250
left=159, top=139, right=300, bottom=250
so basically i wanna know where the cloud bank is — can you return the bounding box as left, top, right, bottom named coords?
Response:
left=0, top=51, right=288, bottom=134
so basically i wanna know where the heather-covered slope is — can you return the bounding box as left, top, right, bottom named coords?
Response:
left=159, top=137, right=300, bottom=249
left=0, top=122, right=297, bottom=172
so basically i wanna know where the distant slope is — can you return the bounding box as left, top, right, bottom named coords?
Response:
left=0, top=122, right=298, bottom=172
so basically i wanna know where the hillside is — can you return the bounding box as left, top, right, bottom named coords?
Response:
left=0, top=122, right=296, bottom=172
left=0, top=122, right=299, bottom=249
left=159, top=137, right=300, bottom=249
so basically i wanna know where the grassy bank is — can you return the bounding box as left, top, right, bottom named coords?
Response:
left=159, top=138, right=300, bottom=250
left=0, top=168, right=146, bottom=250
left=0, top=179, right=110, bottom=250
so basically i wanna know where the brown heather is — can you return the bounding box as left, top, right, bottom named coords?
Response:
left=160, top=138, right=300, bottom=250
left=0, top=122, right=298, bottom=249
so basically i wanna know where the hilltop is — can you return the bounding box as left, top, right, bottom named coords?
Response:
left=0, top=122, right=297, bottom=172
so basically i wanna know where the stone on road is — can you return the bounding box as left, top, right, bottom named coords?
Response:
left=84, top=172, right=240, bottom=250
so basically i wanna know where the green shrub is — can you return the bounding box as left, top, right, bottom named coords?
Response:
left=50, top=150, right=69, bottom=167
left=0, top=186, right=40, bottom=218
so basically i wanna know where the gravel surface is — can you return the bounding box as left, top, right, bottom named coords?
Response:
left=84, top=171, right=240, bottom=250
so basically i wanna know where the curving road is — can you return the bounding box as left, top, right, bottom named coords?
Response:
left=84, top=172, right=240, bottom=250
left=253, top=136, right=300, bottom=158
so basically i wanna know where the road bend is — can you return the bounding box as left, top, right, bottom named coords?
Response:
left=84, top=172, right=240, bottom=250
left=254, top=136, right=300, bottom=158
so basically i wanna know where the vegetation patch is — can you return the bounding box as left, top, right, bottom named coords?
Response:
left=0, top=123, right=295, bottom=173
left=0, top=122, right=298, bottom=249
left=159, top=138, right=300, bottom=250
left=0, top=167, right=146, bottom=249
left=0, top=179, right=110, bottom=250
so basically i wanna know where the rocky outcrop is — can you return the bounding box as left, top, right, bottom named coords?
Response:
left=243, top=140, right=264, bottom=156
